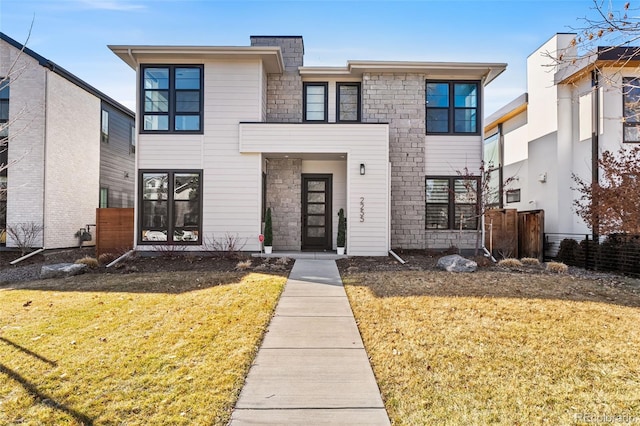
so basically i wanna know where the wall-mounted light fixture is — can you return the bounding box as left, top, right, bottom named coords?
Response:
left=538, top=172, right=547, bottom=183
left=360, top=163, right=366, bottom=175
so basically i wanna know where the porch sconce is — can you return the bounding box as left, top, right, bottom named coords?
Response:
left=538, top=172, right=547, bottom=183
left=360, top=163, right=366, bottom=175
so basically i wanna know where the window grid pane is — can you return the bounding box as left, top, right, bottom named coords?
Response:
left=426, top=81, right=479, bottom=135
left=305, top=84, right=326, bottom=121
left=338, top=84, right=360, bottom=121
left=426, top=83, right=449, bottom=107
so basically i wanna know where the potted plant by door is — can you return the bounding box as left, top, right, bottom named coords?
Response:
left=264, top=207, right=273, bottom=254
left=337, top=208, right=346, bottom=255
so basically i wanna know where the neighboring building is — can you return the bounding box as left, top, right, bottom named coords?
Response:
left=0, top=32, right=135, bottom=249
left=110, top=36, right=505, bottom=255
left=485, top=33, right=640, bottom=235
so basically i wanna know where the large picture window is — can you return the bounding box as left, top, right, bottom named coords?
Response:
left=426, top=81, right=479, bottom=134
left=426, top=176, right=479, bottom=230
left=337, top=82, right=361, bottom=122
left=141, top=65, right=203, bottom=133
left=139, top=170, right=202, bottom=244
left=623, top=77, right=640, bottom=142
left=303, top=82, right=328, bottom=122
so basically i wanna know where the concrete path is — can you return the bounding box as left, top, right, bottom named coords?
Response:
left=230, top=259, right=390, bottom=425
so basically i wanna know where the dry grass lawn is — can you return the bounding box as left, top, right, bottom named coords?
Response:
left=0, top=271, right=286, bottom=425
left=344, top=270, right=640, bottom=425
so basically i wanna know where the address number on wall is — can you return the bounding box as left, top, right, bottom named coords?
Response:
left=360, top=197, right=365, bottom=222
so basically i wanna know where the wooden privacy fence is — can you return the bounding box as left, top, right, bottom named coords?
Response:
left=96, top=208, right=134, bottom=258
left=484, top=209, right=545, bottom=260
left=518, top=210, right=544, bottom=260
left=484, top=209, right=519, bottom=258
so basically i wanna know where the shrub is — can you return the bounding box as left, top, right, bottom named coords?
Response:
left=546, top=261, right=568, bottom=273
left=556, top=238, right=582, bottom=266
left=337, top=208, right=346, bottom=247
left=520, top=257, right=540, bottom=266
left=498, top=258, right=523, bottom=268
left=6, top=222, right=44, bottom=256
left=264, top=208, right=273, bottom=247
left=235, top=260, right=252, bottom=270
left=75, top=256, right=99, bottom=269
left=98, top=252, right=117, bottom=265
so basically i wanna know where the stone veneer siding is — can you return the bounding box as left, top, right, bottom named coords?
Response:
left=362, top=73, right=427, bottom=249
left=266, top=158, right=302, bottom=251
left=250, top=36, right=303, bottom=123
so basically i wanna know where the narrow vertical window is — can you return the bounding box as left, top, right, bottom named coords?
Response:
left=303, top=82, right=328, bottom=122
left=337, top=82, right=361, bottom=122
left=99, top=188, right=109, bottom=208
left=426, top=82, right=450, bottom=133
left=0, top=79, right=9, bottom=144
left=130, top=124, right=136, bottom=154
left=623, top=77, right=640, bottom=142
left=101, top=109, right=109, bottom=143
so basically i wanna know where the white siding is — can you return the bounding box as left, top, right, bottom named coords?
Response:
left=240, top=123, right=390, bottom=255
left=425, top=135, right=482, bottom=175
left=44, top=72, right=101, bottom=248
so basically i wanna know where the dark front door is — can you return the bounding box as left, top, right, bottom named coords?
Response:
left=302, top=174, right=332, bottom=250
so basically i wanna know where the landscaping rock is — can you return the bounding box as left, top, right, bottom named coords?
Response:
left=40, top=263, right=87, bottom=279
left=436, top=254, right=477, bottom=273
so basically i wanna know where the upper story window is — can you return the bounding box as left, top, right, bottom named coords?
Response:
left=303, top=82, right=328, bottom=122
left=623, top=77, right=640, bottom=142
left=130, top=124, right=136, bottom=154
left=141, top=65, right=203, bottom=133
left=101, top=109, right=109, bottom=143
left=1, top=79, right=10, bottom=143
left=337, top=82, right=361, bottom=122
left=426, top=81, right=479, bottom=135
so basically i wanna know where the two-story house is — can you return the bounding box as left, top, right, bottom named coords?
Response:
left=485, top=33, right=640, bottom=237
left=110, top=36, right=505, bottom=256
left=0, top=32, right=135, bottom=250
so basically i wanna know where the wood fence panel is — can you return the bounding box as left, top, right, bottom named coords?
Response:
left=518, top=210, right=545, bottom=260
left=484, top=209, right=518, bottom=258
left=96, top=208, right=134, bottom=258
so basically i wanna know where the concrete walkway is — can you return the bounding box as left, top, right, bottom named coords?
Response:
left=230, top=259, right=390, bottom=425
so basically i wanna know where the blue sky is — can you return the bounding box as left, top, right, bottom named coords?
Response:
left=0, top=0, right=623, bottom=115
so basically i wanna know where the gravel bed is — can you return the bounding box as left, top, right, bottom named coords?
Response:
left=0, top=264, right=42, bottom=284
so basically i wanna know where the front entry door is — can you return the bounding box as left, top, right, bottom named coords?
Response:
left=302, top=174, right=332, bottom=250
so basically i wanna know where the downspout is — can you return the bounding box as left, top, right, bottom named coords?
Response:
left=591, top=70, right=600, bottom=241
left=480, top=74, right=495, bottom=261
left=41, top=68, right=49, bottom=249
left=498, top=123, right=504, bottom=209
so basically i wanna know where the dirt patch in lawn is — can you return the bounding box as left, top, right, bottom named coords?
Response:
left=0, top=247, right=293, bottom=288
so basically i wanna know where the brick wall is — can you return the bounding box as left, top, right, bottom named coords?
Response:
left=266, top=158, right=301, bottom=251
left=250, top=36, right=303, bottom=123
left=362, top=73, right=427, bottom=249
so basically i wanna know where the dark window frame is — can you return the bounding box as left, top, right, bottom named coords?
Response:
left=425, top=175, right=481, bottom=230
left=506, top=189, right=521, bottom=203
left=138, top=169, right=203, bottom=245
left=140, top=64, right=204, bottom=134
left=623, top=77, right=640, bottom=143
left=336, top=82, right=361, bottom=122
left=101, top=109, right=109, bottom=143
left=129, top=124, right=136, bottom=154
left=303, top=82, right=328, bottom=122
left=426, top=80, right=481, bottom=135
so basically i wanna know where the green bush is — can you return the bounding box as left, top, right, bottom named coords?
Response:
left=337, top=208, right=346, bottom=247
left=264, top=208, right=273, bottom=246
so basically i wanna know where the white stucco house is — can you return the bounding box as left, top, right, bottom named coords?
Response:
left=485, top=33, right=640, bottom=236
left=0, top=32, right=135, bottom=250
left=110, top=36, right=506, bottom=256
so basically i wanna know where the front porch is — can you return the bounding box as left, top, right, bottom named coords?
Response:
left=251, top=251, right=348, bottom=260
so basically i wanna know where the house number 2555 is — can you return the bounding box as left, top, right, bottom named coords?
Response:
left=359, top=197, right=365, bottom=222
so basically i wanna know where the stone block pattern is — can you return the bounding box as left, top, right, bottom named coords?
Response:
left=362, top=73, right=427, bottom=249
left=425, top=230, right=479, bottom=251
left=266, top=158, right=301, bottom=251
left=250, top=36, right=303, bottom=123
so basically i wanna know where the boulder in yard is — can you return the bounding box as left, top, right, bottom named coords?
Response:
left=436, top=254, right=477, bottom=273
left=40, top=263, right=87, bottom=279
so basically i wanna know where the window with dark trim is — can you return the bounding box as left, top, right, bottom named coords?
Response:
left=99, top=188, right=109, bottom=208
left=337, top=82, right=361, bottom=122
left=623, top=77, right=640, bottom=142
left=303, top=82, right=328, bottom=122
left=139, top=170, right=202, bottom=244
left=426, top=81, right=480, bottom=134
left=426, top=176, right=479, bottom=230
left=141, top=65, right=203, bottom=133
left=0, top=79, right=8, bottom=145
left=506, top=189, right=521, bottom=203
left=101, top=109, right=109, bottom=143
left=129, top=124, right=136, bottom=154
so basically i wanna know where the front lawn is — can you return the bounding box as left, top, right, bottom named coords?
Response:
left=344, top=270, right=640, bottom=425
left=0, top=271, right=286, bottom=425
